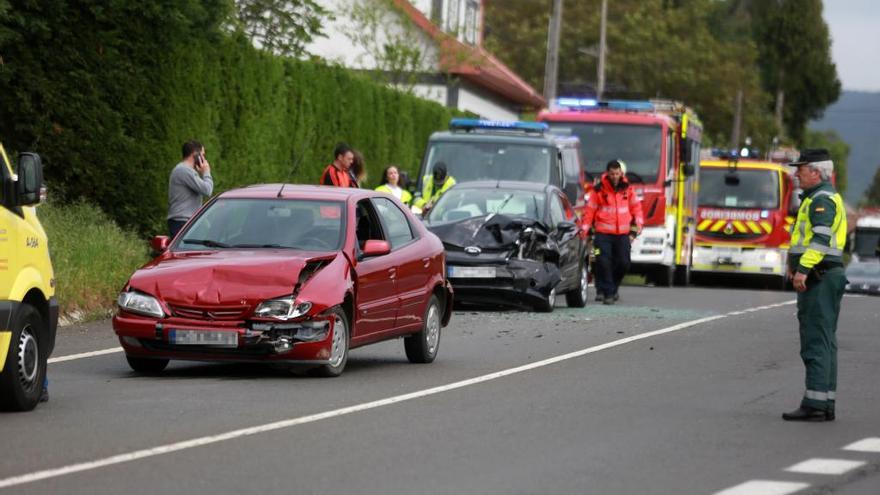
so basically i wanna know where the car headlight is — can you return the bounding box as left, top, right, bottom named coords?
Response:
left=254, top=296, right=312, bottom=320
left=118, top=291, right=165, bottom=318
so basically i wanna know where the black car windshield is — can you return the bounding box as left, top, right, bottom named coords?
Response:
left=846, top=262, right=880, bottom=277
left=176, top=198, right=345, bottom=251
left=699, top=168, right=779, bottom=209
left=423, top=142, right=553, bottom=184
left=547, top=123, right=662, bottom=182
left=426, top=188, right=545, bottom=224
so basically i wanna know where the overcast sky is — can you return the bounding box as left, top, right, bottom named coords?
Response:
left=823, top=0, right=880, bottom=92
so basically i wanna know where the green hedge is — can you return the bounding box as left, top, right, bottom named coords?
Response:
left=1, top=2, right=457, bottom=233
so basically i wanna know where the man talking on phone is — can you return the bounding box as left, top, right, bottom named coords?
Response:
left=167, top=140, right=214, bottom=238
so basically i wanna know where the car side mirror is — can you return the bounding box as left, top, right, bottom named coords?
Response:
left=683, top=163, right=696, bottom=177
left=151, top=235, right=170, bottom=254
left=362, top=240, right=391, bottom=257
left=15, top=152, right=43, bottom=206
left=680, top=139, right=693, bottom=163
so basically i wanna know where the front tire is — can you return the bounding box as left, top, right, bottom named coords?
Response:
left=535, top=287, right=557, bottom=313
left=126, top=355, right=169, bottom=374
left=565, top=262, right=589, bottom=308
left=311, top=307, right=349, bottom=377
left=405, top=295, right=442, bottom=363
left=0, top=304, right=47, bottom=412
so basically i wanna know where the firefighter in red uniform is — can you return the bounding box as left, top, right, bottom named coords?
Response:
left=320, top=143, right=357, bottom=188
left=583, top=159, right=644, bottom=304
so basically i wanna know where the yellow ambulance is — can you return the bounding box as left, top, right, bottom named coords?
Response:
left=0, top=141, right=57, bottom=411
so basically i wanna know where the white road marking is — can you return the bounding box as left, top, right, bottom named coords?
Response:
left=48, top=347, right=123, bottom=364
left=0, top=300, right=797, bottom=489
left=714, top=480, right=810, bottom=495
left=843, top=437, right=880, bottom=452
left=784, top=458, right=866, bottom=475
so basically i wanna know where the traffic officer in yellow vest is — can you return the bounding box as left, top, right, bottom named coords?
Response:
left=783, top=148, right=847, bottom=422
left=412, top=162, right=456, bottom=215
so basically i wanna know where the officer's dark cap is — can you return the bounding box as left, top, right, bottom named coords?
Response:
left=789, top=148, right=831, bottom=167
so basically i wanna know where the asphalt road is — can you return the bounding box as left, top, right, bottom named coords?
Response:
left=1, top=285, right=878, bottom=495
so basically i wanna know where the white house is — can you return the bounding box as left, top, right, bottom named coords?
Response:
left=306, top=0, right=545, bottom=120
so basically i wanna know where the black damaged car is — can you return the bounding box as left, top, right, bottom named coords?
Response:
left=424, top=181, right=589, bottom=312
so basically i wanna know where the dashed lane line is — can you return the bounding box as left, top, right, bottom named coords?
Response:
left=48, top=347, right=122, bottom=364
left=843, top=438, right=880, bottom=453
left=0, top=300, right=796, bottom=490
left=784, top=458, right=866, bottom=475
left=714, top=480, right=811, bottom=495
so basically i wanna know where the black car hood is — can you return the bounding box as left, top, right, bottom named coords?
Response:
left=428, top=213, right=552, bottom=250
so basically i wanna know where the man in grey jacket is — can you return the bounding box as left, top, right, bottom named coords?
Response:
left=167, top=140, right=214, bottom=238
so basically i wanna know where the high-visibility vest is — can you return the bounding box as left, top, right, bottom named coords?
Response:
left=375, top=184, right=413, bottom=205
left=413, top=176, right=456, bottom=208
left=789, top=183, right=846, bottom=271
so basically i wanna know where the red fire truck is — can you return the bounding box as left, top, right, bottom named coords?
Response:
left=692, top=154, right=797, bottom=289
left=538, top=99, right=702, bottom=286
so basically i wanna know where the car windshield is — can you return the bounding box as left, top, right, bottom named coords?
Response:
left=175, top=198, right=345, bottom=251
left=423, top=142, right=553, bottom=184
left=425, top=188, right=545, bottom=224
left=846, top=262, right=880, bottom=277
left=698, top=168, right=780, bottom=209
left=547, top=123, right=662, bottom=182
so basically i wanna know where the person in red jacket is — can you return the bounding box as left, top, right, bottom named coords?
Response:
left=320, top=143, right=357, bottom=188
left=582, top=159, right=644, bottom=304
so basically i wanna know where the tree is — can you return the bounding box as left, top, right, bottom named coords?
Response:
left=231, top=0, right=329, bottom=57
left=748, top=0, right=840, bottom=143
left=341, top=0, right=434, bottom=92
left=863, top=166, right=880, bottom=207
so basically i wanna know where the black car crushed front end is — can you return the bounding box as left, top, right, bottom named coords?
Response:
left=429, top=214, right=562, bottom=309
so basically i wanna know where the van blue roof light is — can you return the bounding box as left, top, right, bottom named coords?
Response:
left=449, top=118, right=548, bottom=133
left=555, top=97, right=598, bottom=108
left=553, top=97, right=656, bottom=112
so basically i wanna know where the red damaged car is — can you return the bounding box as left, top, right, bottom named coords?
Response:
left=113, top=185, right=453, bottom=377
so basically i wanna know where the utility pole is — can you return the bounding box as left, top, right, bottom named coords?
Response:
left=543, top=0, right=564, bottom=102
left=597, top=0, right=607, bottom=100
left=730, top=88, right=743, bottom=151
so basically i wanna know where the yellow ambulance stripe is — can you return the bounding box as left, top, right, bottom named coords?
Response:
left=746, top=221, right=762, bottom=234
left=732, top=221, right=748, bottom=233
left=760, top=221, right=772, bottom=233
left=710, top=220, right=726, bottom=232
left=697, top=219, right=714, bottom=231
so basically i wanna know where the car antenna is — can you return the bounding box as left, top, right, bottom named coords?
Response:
left=277, top=130, right=315, bottom=198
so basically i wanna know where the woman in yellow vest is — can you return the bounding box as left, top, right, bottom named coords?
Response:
left=375, top=165, right=412, bottom=205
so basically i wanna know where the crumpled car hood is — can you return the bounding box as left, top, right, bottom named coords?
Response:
left=427, top=213, right=551, bottom=250
left=129, top=250, right=336, bottom=306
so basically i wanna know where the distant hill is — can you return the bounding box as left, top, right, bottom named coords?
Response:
left=810, top=90, right=880, bottom=204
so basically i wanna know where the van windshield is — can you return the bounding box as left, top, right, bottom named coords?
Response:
left=698, top=168, right=779, bottom=209
left=547, top=123, right=662, bottom=182
left=422, top=142, right=553, bottom=185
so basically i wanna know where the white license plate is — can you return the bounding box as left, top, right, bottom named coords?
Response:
left=448, top=266, right=496, bottom=278
left=169, top=329, right=239, bottom=347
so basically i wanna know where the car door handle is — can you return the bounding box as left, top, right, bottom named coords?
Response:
left=421, top=257, right=431, bottom=268
left=388, top=268, right=397, bottom=279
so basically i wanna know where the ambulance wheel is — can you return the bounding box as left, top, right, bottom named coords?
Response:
left=674, top=264, right=691, bottom=286
left=0, top=304, right=47, bottom=412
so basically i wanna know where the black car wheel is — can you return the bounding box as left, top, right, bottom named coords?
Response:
left=126, top=355, right=169, bottom=374
left=405, top=295, right=442, bottom=363
left=0, top=304, right=47, bottom=412
left=535, top=287, right=557, bottom=313
left=565, top=261, right=589, bottom=308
